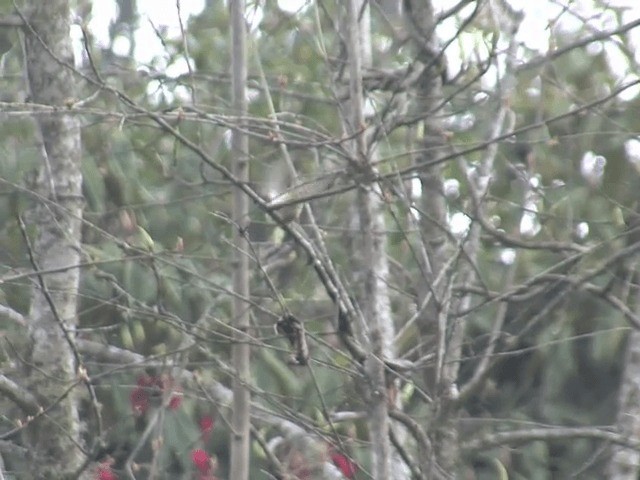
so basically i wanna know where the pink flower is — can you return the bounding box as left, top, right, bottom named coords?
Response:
left=199, top=415, right=215, bottom=442
left=191, top=449, right=212, bottom=474
left=330, top=451, right=358, bottom=479
left=96, top=462, right=118, bottom=480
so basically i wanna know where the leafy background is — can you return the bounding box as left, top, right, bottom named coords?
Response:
left=1, top=0, right=640, bottom=478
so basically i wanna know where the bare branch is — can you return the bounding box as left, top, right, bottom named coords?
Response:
left=0, top=304, right=26, bottom=327
left=518, top=17, right=640, bottom=72
left=0, top=374, right=40, bottom=415
left=0, top=14, right=23, bottom=27
left=462, top=427, right=640, bottom=452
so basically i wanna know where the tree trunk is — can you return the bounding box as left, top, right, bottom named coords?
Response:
left=403, top=2, right=522, bottom=475
left=608, top=327, right=640, bottom=479
left=402, top=1, right=455, bottom=475
left=607, top=208, right=640, bottom=479
left=344, top=1, right=396, bottom=478
left=229, top=1, right=251, bottom=479
left=22, top=1, right=86, bottom=478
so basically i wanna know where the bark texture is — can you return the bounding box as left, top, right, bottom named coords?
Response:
left=22, top=1, right=85, bottom=478
left=404, top=2, right=522, bottom=476
left=229, top=1, right=251, bottom=479
left=607, top=207, right=640, bottom=479
left=344, top=1, right=396, bottom=477
left=608, top=328, right=640, bottom=479
left=402, top=1, right=454, bottom=476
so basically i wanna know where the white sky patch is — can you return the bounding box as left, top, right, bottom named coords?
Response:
left=604, top=42, right=630, bottom=76
left=88, top=1, right=118, bottom=48
left=87, top=0, right=205, bottom=65
left=526, top=86, right=541, bottom=98
left=81, top=0, right=640, bottom=105
left=70, top=24, right=84, bottom=68
left=278, top=0, right=308, bottom=14
left=599, top=8, right=619, bottom=31
left=363, top=97, right=376, bottom=118
left=84, top=0, right=640, bottom=84
left=500, top=248, right=516, bottom=265
left=173, top=85, right=193, bottom=103
left=112, top=35, right=132, bottom=57
left=580, top=151, right=607, bottom=186
left=443, top=178, right=460, bottom=199
left=450, top=212, right=471, bottom=237
left=134, top=29, right=169, bottom=67
left=435, top=0, right=640, bottom=89
left=223, top=129, right=233, bottom=149
left=138, top=0, right=205, bottom=34
left=621, top=9, right=640, bottom=64
left=246, top=3, right=265, bottom=32
left=482, top=64, right=500, bottom=90
left=625, top=138, right=640, bottom=172
left=625, top=138, right=640, bottom=160
left=529, top=175, right=540, bottom=189
left=375, top=35, right=393, bottom=52
left=145, top=79, right=166, bottom=104
left=575, top=222, right=589, bottom=240
left=586, top=41, right=603, bottom=56
left=410, top=177, right=422, bottom=200
left=166, top=57, right=192, bottom=79
left=437, top=0, right=554, bottom=56
left=520, top=202, right=540, bottom=237
left=520, top=212, right=540, bottom=237
left=247, top=87, right=262, bottom=103
left=473, top=91, right=489, bottom=103
left=619, top=75, right=640, bottom=102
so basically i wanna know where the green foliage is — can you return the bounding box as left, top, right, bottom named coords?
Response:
left=1, top=1, right=640, bottom=478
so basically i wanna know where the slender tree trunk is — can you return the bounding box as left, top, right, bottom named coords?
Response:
left=22, top=1, right=86, bottom=478
left=344, top=1, right=396, bottom=478
left=404, top=2, right=521, bottom=476
left=607, top=208, right=640, bottom=479
left=608, top=327, right=640, bottom=479
left=402, top=1, right=453, bottom=475
left=229, top=1, right=251, bottom=479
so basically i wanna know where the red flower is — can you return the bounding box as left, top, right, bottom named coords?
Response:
left=130, top=374, right=157, bottom=415
left=136, top=374, right=160, bottom=388
left=330, top=451, right=358, bottom=479
left=130, top=374, right=182, bottom=414
left=96, top=462, right=118, bottom=480
left=168, top=392, right=183, bottom=410
left=191, top=449, right=212, bottom=474
left=199, top=415, right=215, bottom=442
left=129, top=385, right=149, bottom=416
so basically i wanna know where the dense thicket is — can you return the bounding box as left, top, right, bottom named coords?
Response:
left=1, top=1, right=640, bottom=479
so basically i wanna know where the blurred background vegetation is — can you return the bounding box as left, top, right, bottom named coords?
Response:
left=1, top=0, right=640, bottom=478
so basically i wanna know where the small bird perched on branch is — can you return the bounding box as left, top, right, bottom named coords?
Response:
left=276, top=314, right=309, bottom=365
